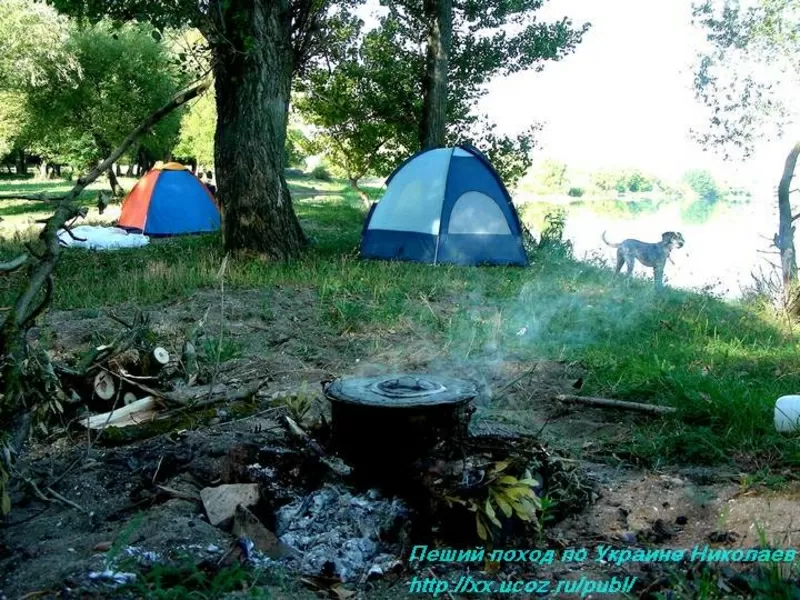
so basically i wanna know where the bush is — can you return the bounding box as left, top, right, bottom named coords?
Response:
left=310, top=164, right=332, bottom=181
left=567, top=186, right=584, bottom=198
left=535, top=209, right=573, bottom=258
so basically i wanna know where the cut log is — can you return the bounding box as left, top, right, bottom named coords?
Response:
left=123, top=392, right=137, bottom=406
left=555, top=394, right=676, bottom=415
left=80, top=396, right=160, bottom=429
left=152, top=347, right=170, bottom=369
left=93, top=370, right=116, bottom=401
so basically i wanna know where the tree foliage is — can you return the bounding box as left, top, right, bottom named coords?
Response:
left=591, top=169, right=655, bottom=194
left=0, top=1, right=188, bottom=170
left=299, top=0, right=587, bottom=185
left=0, top=0, right=74, bottom=160
left=691, top=0, right=799, bottom=159
left=23, top=20, right=187, bottom=170
left=295, top=19, right=417, bottom=182
left=174, top=87, right=216, bottom=167
left=0, top=0, right=74, bottom=90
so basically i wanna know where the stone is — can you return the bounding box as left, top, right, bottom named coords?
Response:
left=232, top=504, right=287, bottom=559
left=200, top=484, right=260, bottom=527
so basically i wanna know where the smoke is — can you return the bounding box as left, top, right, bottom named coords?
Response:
left=339, top=262, right=658, bottom=412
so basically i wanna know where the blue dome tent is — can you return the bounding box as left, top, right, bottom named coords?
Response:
left=360, top=144, right=528, bottom=266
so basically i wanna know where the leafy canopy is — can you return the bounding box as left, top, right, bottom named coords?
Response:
left=0, top=0, right=74, bottom=158
left=22, top=19, right=188, bottom=169
left=298, top=0, right=588, bottom=185
left=691, top=0, right=800, bottom=158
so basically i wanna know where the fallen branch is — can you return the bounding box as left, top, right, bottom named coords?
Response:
left=45, top=486, right=92, bottom=516
left=282, top=415, right=352, bottom=477
left=108, top=370, right=269, bottom=413
left=155, top=485, right=201, bottom=503
left=555, top=394, right=676, bottom=415
left=164, top=377, right=269, bottom=408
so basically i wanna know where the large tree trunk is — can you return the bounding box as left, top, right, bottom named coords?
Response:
left=211, top=1, right=306, bottom=259
left=776, top=141, right=800, bottom=312
left=15, top=148, right=26, bottom=176
left=419, top=0, right=453, bottom=150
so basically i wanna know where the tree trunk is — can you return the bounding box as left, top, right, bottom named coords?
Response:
left=107, top=167, right=124, bottom=197
left=137, top=147, right=152, bottom=174
left=349, top=177, right=371, bottom=210
left=419, top=0, right=452, bottom=150
left=125, top=161, right=135, bottom=177
left=776, top=141, right=800, bottom=312
left=15, top=148, right=26, bottom=176
left=210, top=1, right=306, bottom=259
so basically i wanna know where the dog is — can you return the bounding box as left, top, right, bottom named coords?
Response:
left=602, top=231, right=685, bottom=290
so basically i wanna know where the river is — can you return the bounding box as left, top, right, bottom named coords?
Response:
left=529, top=198, right=783, bottom=300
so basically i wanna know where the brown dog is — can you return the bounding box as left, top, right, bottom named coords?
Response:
left=602, top=231, right=685, bottom=290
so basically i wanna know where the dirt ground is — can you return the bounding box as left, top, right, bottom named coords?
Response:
left=1, top=288, right=797, bottom=599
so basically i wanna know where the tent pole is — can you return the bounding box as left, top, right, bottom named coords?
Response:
left=433, top=234, right=440, bottom=266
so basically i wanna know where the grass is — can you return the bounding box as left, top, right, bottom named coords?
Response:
left=2, top=174, right=800, bottom=472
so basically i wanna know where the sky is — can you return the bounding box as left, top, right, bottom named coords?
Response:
left=359, top=0, right=793, bottom=195
left=480, top=0, right=715, bottom=180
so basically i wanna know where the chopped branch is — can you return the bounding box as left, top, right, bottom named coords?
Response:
left=0, top=254, right=29, bottom=272
left=0, top=193, right=64, bottom=203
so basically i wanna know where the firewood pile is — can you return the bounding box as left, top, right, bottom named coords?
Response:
left=27, top=308, right=269, bottom=433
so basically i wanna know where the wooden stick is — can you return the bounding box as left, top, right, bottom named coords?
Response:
left=155, top=485, right=201, bottom=503
left=555, top=394, right=676, bottom=415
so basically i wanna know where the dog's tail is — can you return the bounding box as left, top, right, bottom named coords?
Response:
left=601, top=231, right=620, bottom=248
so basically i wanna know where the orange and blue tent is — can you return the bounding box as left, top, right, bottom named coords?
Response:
left=118, top=161, right=221, bottom=236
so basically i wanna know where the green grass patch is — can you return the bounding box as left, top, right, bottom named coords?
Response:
left=3, top=177, right=800, bottom=470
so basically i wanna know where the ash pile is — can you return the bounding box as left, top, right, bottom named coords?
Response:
left=274, top=486, right=408, bottom=582
left=225, top=373, right=597, bottom=588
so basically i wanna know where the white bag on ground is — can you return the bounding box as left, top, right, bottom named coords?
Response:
left=57, top=225, right=149, bottom=250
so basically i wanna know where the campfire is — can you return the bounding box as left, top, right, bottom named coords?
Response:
left=3, top=327, right=597, bottom=595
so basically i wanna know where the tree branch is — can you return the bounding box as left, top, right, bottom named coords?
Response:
left=0, top=254, right=29, bottom=272
left=0, top=193, right=64, bottom=203
left=21, top=275, right=54, bottom=329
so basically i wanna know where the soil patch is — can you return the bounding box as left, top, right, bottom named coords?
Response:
left=1, top=290, right=794, bottom=599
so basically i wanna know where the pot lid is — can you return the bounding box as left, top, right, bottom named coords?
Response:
left=326, top=374, right=477, bottom=408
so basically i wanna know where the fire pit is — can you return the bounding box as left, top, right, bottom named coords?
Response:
left=324, top=374, right=477, bottom=472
